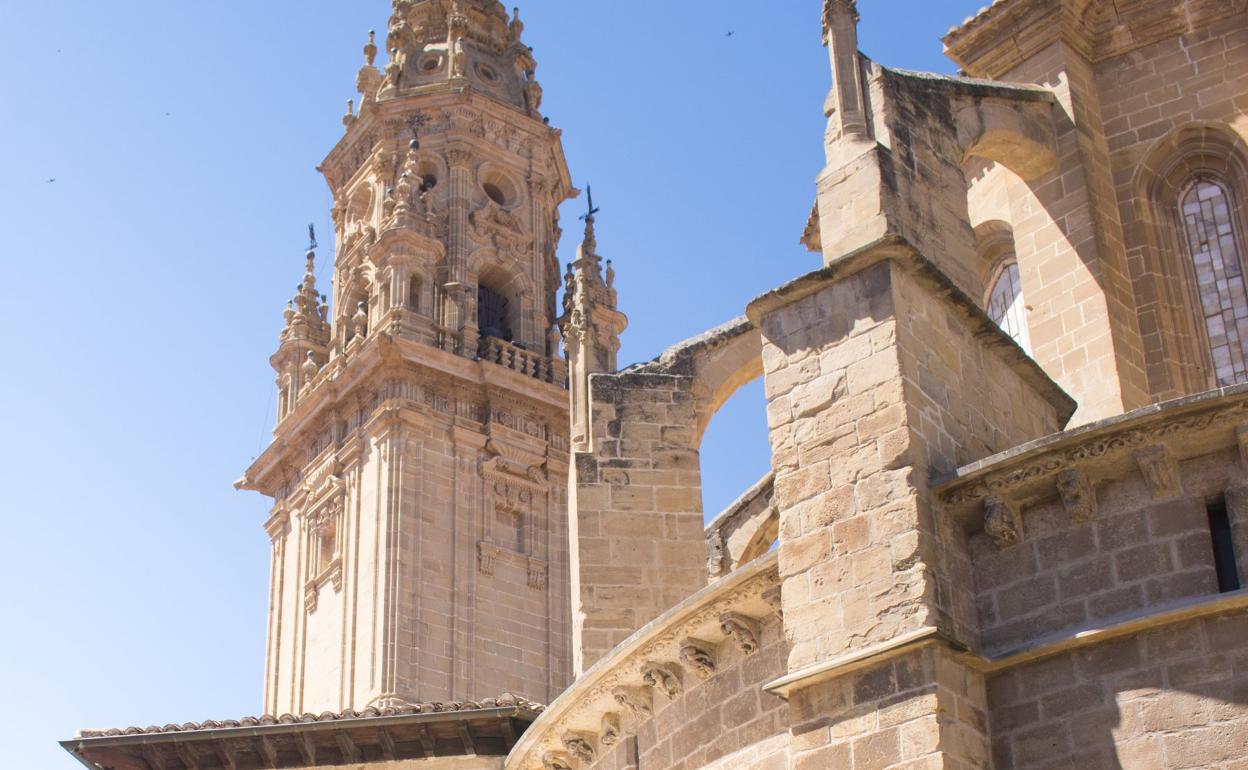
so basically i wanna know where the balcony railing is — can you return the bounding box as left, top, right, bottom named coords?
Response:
left=478, top=336, right=567, bottom=388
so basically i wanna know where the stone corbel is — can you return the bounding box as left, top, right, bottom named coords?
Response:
left=599, top=713, right=621, bottom=747
left=678, top=638, right=718, bottom=680
left=1134, top=444, right=1181, bottom=501
left=610, top=686, right=652, bottom=719
left=719, top=612, right=761, bottom=655
left=984, top=495, right=1022, bottom=549
left=639, top=662, right=683, bottom=699
left=560, top=733, right=595, bottom=764
left=541, top=750, right=573, bottom=770
left=1056, top=468, right=1096, bottom=523
left=304, top=581, right=320, bottom=614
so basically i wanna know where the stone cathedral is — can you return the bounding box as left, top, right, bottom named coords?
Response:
left=63, top=1, right=1248, bottom=770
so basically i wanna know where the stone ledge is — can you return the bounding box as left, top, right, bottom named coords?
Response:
left=764, top=590, right=1248, bottom=701
left=935, top=383, right=1248, bottom=514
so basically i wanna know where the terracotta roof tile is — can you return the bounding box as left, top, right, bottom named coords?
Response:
left=76, top=695, right=544, bottom=739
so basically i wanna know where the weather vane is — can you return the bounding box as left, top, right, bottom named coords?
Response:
left=579, top=185, right=601, bottom=222
left=308, top=223, right=318, bottom=251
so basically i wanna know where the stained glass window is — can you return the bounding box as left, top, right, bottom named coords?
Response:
left=986, top=260, right=1032, bottom=354
left=1182, top=179, right=1248, bottom=386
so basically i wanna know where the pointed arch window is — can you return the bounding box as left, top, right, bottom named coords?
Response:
left=1181, top=178, right=1248, bottom=387
left=986, top=260, right=1031, bottom=354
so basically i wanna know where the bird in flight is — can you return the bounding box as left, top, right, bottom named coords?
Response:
left=46, top=178, right=55, bottom=183
left=725, top=30, right=734, bottom=37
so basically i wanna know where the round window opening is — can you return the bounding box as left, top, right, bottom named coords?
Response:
left=420, top=56, right=442, bottom=73
left=477, top=63, right=499, bottom=82
left=483, top=182, right=507, bottom=206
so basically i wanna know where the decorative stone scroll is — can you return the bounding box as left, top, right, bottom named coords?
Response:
left=983, top=495, right=1022, bottom=549
left=678, top=639, right=717, bottom=680
left=719, top=612, right=761, bottom=655
left=1134, top=444, right=1181, bottom=501
left=1056, top=468, right=1096, bottom=523
left=639, top=662, right=682, bottom=699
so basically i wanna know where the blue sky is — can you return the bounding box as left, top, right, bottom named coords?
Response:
left=0, top=1, right=987, bottom=766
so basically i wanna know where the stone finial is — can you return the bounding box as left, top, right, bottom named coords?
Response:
left=364, top=30, right=377, bottom=67
left=1134, top=444, right=1181, bottom=501
left=1056, top=467, right=1096, bottom=523
left=509, top=7, right=524, bottom=42
left=983, top=495, right=1022, bottom=549
left=679, top=638, right=717, bottom=680
left=719, top=612, right=761, bottom=655
left=283, top=301, right=295, bottom=328
left=822, top=0, right=867, bottom=138
left=639, top=662, right=683, bottom=699
left=343, top=99, right=355, bottom=128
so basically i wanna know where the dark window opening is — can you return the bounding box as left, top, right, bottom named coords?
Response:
left=1207, top=498, right=1241, bottom=593
left=483, top=182, right=506, bottom=206
left=478, top=284, right=511, bottom=341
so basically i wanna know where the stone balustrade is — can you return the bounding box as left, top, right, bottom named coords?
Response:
left=479, top=336, right=568, bottom=387
left=507, top=553, right=780, bottom=770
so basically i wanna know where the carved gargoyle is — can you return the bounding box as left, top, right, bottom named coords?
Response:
left=719, top=612, right=761, bottom=655
left=679, top=638, right=717, bottom=680
left=639, top=662, right=682, bottom=699
left=983, top=495, right=1022, bottom=549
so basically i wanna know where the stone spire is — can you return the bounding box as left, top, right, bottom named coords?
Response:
left=559, top=211, right=627, bottom=452
left=822, top=0, right=868, bottom=140
left=271, top=249, right=330, bottom=421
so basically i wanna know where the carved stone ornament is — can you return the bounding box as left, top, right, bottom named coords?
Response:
left=1134, top=444, right=1181, bottom=501
left=706, top=531, right=727, bottom=578
left=599, top=712, right=621, bottom=746
left=610, top=686, right=652, bottom=719
left=940, top=399, right=1248, bottom=506
left=983, top=495, right=1022, bottom=549
left=719, top=612, right=761, bottom=655
left=678, top=638, right=717, bottom=680
left=639, top=662, right=682, bottom=699
left=527, top=557, right=548, bottom=590
left=541, top=750, right=573, bottom=770
left=1056, top=467, right=1096, bottom=523
left=560, top=733, right=595, bottom=764
left=477, top=541, right=496, bottom=576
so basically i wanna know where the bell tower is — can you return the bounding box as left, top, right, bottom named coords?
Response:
left=238, top=0, right=576, bottom=715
